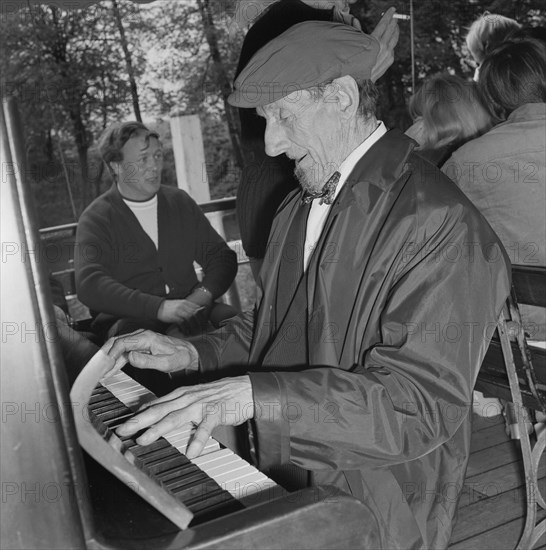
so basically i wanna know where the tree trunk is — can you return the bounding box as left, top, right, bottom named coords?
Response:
left=76, top=142, right=90, bottom=211
left=91, top=160, right=105, bottom=199
left=196, top=0, right=243, bottom=169
left=68, top=108, right=90, bottom=212
left=111, top=0, right=142, bottom=122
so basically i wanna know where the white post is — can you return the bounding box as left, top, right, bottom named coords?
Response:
left=169, top=113, right=211, bottom=202
left=168, top=113, right=240, bottom=310
left=169, top=112, right=225, bottom=234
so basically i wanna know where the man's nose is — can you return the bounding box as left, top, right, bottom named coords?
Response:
left=264, top=121, right=288, bottom=157
left=148, top=156, right=161, bottom=171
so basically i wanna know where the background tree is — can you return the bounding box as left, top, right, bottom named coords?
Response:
left=134, top=0, right=243, bottom=196
left=111, top=0, right=142, bottom=121
left=1, top=0, right=543, bottom=226
left=0, top=1, right=144, bottom=215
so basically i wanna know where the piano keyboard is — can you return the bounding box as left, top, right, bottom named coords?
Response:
left=97, top=371, right=284, bottom=510
left=88, top=383, right=242, bottom=523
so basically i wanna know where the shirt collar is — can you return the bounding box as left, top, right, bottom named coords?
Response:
left=506, top=103, right=546, bottom=124
left=121, top=191, right=158, bottom=207
left=332, top=121, right=387, bottom=200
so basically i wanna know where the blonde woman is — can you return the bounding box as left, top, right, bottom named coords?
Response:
left=465, top=11, right=520, bottom=80
left=409, top=74, right=494, bottom=166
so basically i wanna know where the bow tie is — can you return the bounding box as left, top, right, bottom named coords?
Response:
left=301, top=171, right=341, bottom=206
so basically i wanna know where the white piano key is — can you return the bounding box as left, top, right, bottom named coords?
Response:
left=192, top=448, right=234, bottom=467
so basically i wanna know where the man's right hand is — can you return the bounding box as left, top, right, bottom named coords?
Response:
left=370, top=7, right=400, bottom=82
left=157, top=299, right=204, bottom=324
left=102, top=329, right=200, bottom=377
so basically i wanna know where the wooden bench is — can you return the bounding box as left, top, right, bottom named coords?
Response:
left=475, top=265, right=545, bottom=549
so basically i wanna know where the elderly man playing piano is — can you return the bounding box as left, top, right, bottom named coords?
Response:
left=106, top=21, right=510, bottom=550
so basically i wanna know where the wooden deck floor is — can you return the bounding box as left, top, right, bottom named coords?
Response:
left=448, top=413, right=545, bottom=550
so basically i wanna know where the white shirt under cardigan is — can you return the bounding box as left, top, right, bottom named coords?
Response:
left=122, top=193, right=170, bottom=293
left=304, top=121, right=387, bottom=269
left=122, top=193, right=159, bottom=249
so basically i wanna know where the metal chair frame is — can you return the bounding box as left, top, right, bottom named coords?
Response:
left=479, top=266, right=546, bottom=549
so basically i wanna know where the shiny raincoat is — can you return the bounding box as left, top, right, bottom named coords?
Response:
left=193, top=130, right=510, bottom=549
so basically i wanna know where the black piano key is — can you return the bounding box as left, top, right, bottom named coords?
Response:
left=163, top=470, right=210, bottom=493
left=184, top=481, right=226, bottom=504
left=144, top=467, right=206, bottom=495
left=130, top=447, right=182, bottom=472
left=91, top=399, right=129, bottom=413
left=122, top=441, right=170, bottom=461
left=184, top=484, right=244, bottom=519
left=89, top=386, right=111, bottom=399
left=170, top=477, right=220, bottom=502
left=187, top=491, right=237, bottom=514
left=155, top=464, right=203, bottom=491
left=148, top=455, right=194, bottom=477
left=129, top=438, right=172, bottom=456
left=137, top=447, right=182, bottom=469
left=91, top=418, right=109, bottom=438
left=94, top=405, right=133, bottom=422
left=89, top=413, right=140, bottom=454
left=92, top=396, right=130, bottom=409
left=89, top=393, right=121, bottom=408
left=102, top=411, right=135, bottom=429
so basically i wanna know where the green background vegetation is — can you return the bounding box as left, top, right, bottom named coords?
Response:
left=1, top=0, right=544, bottom=228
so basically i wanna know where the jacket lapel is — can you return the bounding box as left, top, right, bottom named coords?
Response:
left=305, top=130, right=415, bottom=364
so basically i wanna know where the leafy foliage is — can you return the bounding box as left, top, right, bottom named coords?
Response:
left=1, top=0, right=544, bottom=226
left=1, top=1, right=142, bottom=214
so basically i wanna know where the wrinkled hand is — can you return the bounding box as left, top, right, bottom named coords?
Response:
left=370, top=7, right=400, bottom=82
left=116, top=376, right=254, bottom=458
left=102, top=329, right=199, bottom=377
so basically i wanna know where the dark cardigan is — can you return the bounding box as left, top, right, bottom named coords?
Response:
left=75, top=184, right=237, bottom=322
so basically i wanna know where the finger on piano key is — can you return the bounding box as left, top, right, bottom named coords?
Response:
left=185, top=414, right=217, bottom=459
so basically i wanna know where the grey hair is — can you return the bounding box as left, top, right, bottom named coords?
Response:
left=309, top=78, right=378, bottom=120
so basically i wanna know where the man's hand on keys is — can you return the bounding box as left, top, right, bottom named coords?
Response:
left=115, top=376, right=254, bottom=458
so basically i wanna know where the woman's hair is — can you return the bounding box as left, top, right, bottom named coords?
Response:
left=479, top=37, right=546, bottom=119
left=507, top=25, right=546, bottom=44
left=408, top=84, right=425, bottom=120
left=465, top=12, right=521, bottom=64
left=413, top=74, right=493, bottom=151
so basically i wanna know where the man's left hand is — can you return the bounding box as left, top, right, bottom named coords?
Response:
left=103, top=329, right=200, bottom=377
left=115, top=376, right=254, bottom=458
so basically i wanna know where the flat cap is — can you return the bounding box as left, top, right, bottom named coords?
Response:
left=228, top=21, right=380, bottom=108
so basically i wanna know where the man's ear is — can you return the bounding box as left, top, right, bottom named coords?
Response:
left=327, top=75, right=360, bottom=119
left=109, top=161, right=122, bottom=182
